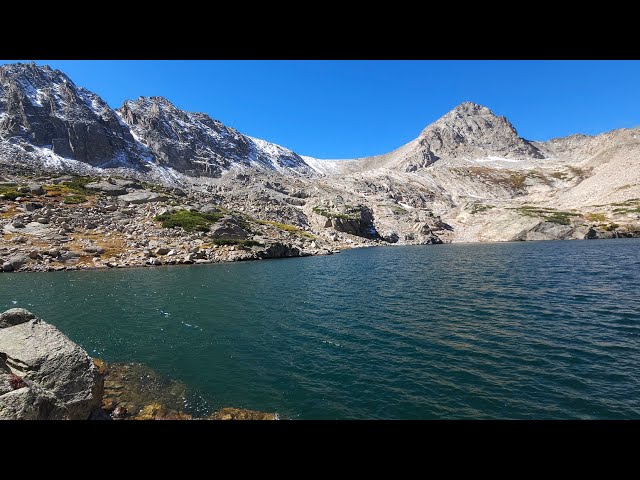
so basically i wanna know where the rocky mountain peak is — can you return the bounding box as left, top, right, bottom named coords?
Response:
left=0, top=62, right=146, bottom=168
left=414, top=101, right=544, bottom=164
left=447, top=101, right=491, bottom=116
left=0, top=62, right=72, bottom=88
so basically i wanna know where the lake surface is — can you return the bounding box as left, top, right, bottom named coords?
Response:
left=2, top=239, right=640, bottom=419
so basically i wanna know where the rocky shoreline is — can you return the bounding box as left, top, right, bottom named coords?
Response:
left=3, top=173, right=638, bottom=276
left=0, top=308, right=277, bottom=420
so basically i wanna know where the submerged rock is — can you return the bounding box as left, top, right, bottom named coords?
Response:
left=0, top=308, right=104, bottom=420
left=100, top=362, right=190, bottom=419
left=211, top=407, right=279, bottom=420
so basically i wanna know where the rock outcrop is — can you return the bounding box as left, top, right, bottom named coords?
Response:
left=0, top=308, right=104, bottom=420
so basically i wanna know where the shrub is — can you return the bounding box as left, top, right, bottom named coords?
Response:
left=155, top=210, right=223, bottom=232
left=585, top=213, right=607, bottom=222
left=0, top=188, right=21, bottom=200
left=312, top=206, right=358, bottom=220
left=545, top=213, right=572, bottom=225
left=61, top=176, right=97, bottom=194
left=63, top=195, right=87, bottom=204
left=253, top=219, right=315, bottom=238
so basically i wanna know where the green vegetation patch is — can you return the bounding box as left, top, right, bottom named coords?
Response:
left=44, top=176, right=97, bottom=197
left=611, top=198, right=640, bottom=206
left=142, top=182, right=172, bottom=195
left=390, top=205, right=407, bottom=214
left=61, top=176, right=98, bottom=194
left=511, top=206, right=581, bottom=225
left=155, top=209, right=223, bottom=232
left=611, top=199, right=640, bottom=214
left=585, top=213, right=607, bottom=222
left=254, top=219, right=315, bottom=238
left=0, top=186, right=22, bottom=200
left=544, top=213, right=573, bottom=225
left=313, top=206, right=359, bottom=220
left=470, top=203, right=495, bottom=214
left=63, top=195, right=88, bottom=204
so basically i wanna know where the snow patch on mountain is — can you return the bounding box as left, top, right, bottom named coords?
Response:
left=302, top=156, right=349, bottom=175
left=17, top=78, right=42, bottom=107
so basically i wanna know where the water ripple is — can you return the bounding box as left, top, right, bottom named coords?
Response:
left=1, top=239, right=640, bottom=419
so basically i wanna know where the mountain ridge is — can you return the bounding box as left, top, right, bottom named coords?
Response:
left=1, top=62, right=639, bottom=270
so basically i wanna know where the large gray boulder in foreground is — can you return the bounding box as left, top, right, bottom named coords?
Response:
left=0, top=308, right=104, bottom=420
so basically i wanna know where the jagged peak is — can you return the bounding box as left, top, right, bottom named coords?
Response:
left=432, top=102, right=502, bottom=126
left=420, top=101, right=515, bottom=136
left=124, top=95, right=177, bottom=109
left=0, top=62, right=74, bottom=86
left=449, top=101, right=493, bottom=115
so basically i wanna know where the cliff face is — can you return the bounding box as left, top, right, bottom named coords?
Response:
left=118, top=96, right=313, bottom=176
left=0, top=63, right=312, bottom=177
left=0, top=63, right=146, bottom=168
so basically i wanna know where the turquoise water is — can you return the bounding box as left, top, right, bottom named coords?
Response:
left=1, top=239, right=640, bottom=419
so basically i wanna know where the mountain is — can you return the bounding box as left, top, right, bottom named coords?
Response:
left=0, top=63, right=312, bottom=177
left=0, top=62, right=147, bottom=168
left=305, top=102, right=545, bottom=174
left=1, top=61, right=639, bottom=271
left=118, top=96, right=312, bottom=176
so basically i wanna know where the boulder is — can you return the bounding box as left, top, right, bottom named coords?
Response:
left=6, top=254, right=28, bottom=270
left=259, top=242, right=302, bottom=259
left=83, top=246, right=106, bottom=255
left=0, top=309, right=104, bottom=420
left=28, top=184, right=45, bottom=195
left=119, top=191, right=166, bottom=204
left=24, top=202, right=44, bottom=211
left=85, top=181, right=127, bottom=196
left=209, top=219, right=249, bottom=240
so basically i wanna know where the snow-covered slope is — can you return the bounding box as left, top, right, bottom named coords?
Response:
left=118, top=96, right=313, bottom=177
left=0, top=62, right=315, bottom=178
left=0, top=62, right=149, bottom=168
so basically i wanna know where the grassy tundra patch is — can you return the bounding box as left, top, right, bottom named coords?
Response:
left=511, top=206, right=581, bottom=225
left=313, top=206, right=359, bottom=220
left=254, top=219, right=315, bottom=239
left=155, top=210, right=223, bottom=232
left=63, top=195, right=88, bottom=204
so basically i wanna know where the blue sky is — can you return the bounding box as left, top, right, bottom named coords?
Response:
left=2, top=60, right=639, bottom=159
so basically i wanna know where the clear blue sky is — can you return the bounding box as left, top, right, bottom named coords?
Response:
left=2, top=60, right=639, bottom=158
